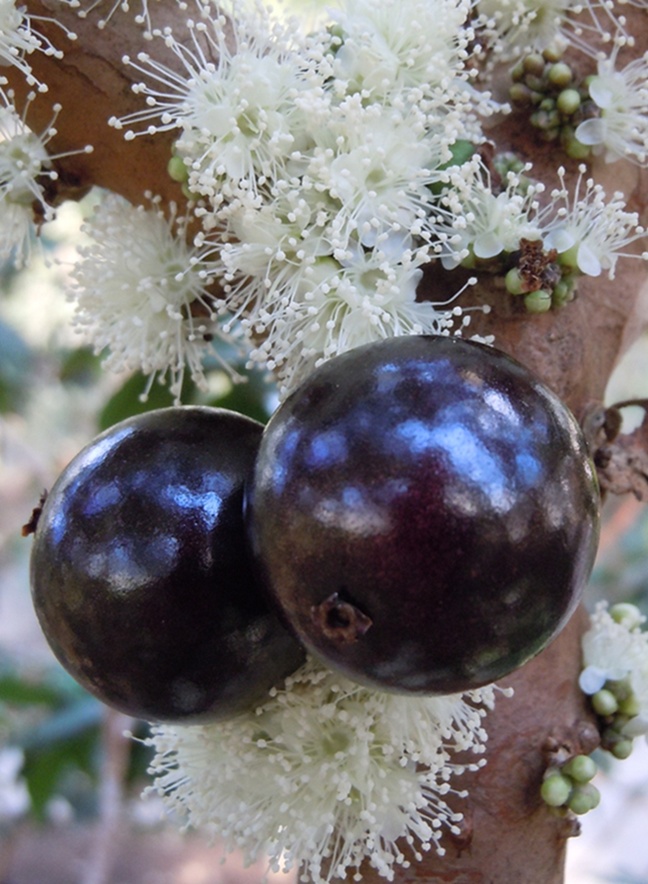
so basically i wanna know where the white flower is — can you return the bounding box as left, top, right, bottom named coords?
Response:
left=305, top=102, right=448, bottom=251
left=329, top=0, right=473, bottom=99
left=327, top=0, right=500, bottom=140
left=144, top=657, right=505, bottom=884
left=541, top=165, right=646, bottom=278
left=0, top=94, right=59, bottom=267
left=77, top=0, right=160, bottom=36
left=0, top=0, right=77, bottom=93
left=209, top=179, right=476, bottom=395
left=475, top=0, right=632, bottom=61
left=0, top=747, right=30, bottom=824
left=0, top=92, right=93, bottom=268
left=580, top=602, right=648, bottom=739
left=69, top=193, right=234, bottom=402
left=242, top=245, right=467, bottom=395
left=0, top=0, right=41, bottom=90
left=576, top=50, right=648, bottom=166
left=437, top=159, right=545, bottom=268
left=112, top=3, right=322, bottom=190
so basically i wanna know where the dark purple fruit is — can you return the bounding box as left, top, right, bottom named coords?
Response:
left=29, top=406, right=305, bottom=722
left=246, top=335, right=600, bottom=695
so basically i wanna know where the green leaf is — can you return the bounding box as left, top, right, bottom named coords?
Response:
left=59, top=346, right=101, bottom=387
left=13, top=696, right=103, bottom=819
left=207, top=372, right=273, bottom=424
left=16, top=697, right=102, bottom=753
left=0, top=673, right=64, bottom=709
left=22, top=721, right=100, bottom=818
left=98, top=371, right=197, bottom=431
left=0, top=318, right=33, bottom=413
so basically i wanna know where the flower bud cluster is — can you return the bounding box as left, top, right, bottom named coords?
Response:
left=541, top=753, right=601, bottom=816
left=580, top=602, right=648, bottom=760
left=509, top=48, right=599, bottom=160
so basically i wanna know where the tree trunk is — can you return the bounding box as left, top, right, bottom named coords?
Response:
left=6, top=3, right=648, bottom=881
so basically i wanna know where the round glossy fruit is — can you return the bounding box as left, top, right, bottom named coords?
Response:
left=29, top=406, right=305, bottom=722
left=247, top=335, right=600, bottom=695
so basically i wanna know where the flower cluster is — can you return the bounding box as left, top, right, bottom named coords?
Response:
left=580, top=602, right=648, bottom=757
left=0, top=92, right=92, bottom=268
left=575, top=48, right=648, bottom=165
left=540, top=752, right=601, bottom=816
left=0, top=0, right=77, bottom=95
left=103, top=0, right=647, bottom=392
left=144, top=657, right=506, bottom=883
left=111, top=0, right=500, bottom=393
left=69, top=192, right=236, bottom=401
left=432, top=159, right=645, bottom=311
left=0, top=93, right=54, bottom=267
left=541, top=165, right=647, bottom=278
left=0, top=0, right=42, bottom=92
left=474, top=0, right=635, bottom=63
left=76, top=0, right=160, bottom=36
left=0, top=1, right=88, bottom=269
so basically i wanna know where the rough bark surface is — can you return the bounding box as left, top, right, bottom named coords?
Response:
left=6, top=3, right=648, bottom=882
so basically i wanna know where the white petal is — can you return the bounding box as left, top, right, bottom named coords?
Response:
left=575, top=118, right=608, bottom=147
left=473, top=231, right=504, bottom=259
left=578, top=666, right=608, bottom=695
left=544, top=227, right=575, bottom=253
left=588, top=77, right=616, bottom=110
left=577, top=242, right=602, bottom=277
left=621, top=715, right=648, bottom=738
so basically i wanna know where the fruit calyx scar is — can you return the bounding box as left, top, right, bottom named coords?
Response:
left=312, top=592, right=373, bottom=643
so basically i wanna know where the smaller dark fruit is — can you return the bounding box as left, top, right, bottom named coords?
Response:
left=29, top=406, right=305, bottom=723
left=246, top=335, right=601, bottom=695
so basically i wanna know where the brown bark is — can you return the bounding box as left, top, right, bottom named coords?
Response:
left=6, top=3, right=648, bottom=882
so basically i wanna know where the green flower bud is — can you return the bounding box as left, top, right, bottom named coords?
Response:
left=531, top=108, right=560, bottom=130
left=562, top=755, right=597, bottom=784
left=556, top=243, right=580, bottom=270
left=523, top=53, right=546, bottom=78
left=541, top=773, right=572, bottom=807
left=525, top=73, right=546, bottom=94
left=607, top=676, right=633, bottom=702
left=610, top=603, right=644, bottom=631
left=617, top=693, right=641, bottom=717
left=509, top=83, right=535, bottom=106
left=611, top=738, right=634, bottom=760
left=524, top=290, right=552, bottom=314
left=511, top=60, right=526, bottom=83
left=167, top=155, right=189, bottom=183
left=552, top=277, right=575, bottom=306
left=568, top=783, right=601, bottom=815
left=542, top=44, right=564, bottom=64
left=547, top=62, right=573, bottom=89
left=505, top=267, right=526, bottom=295
left=563, top=134, right=591, bottom=160
left=592, top=688, right=619, bottom=716
left=556, top=88, right=581, bottom=116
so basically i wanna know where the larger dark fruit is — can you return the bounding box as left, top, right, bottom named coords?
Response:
left=29, top=406, right=305, bottom=722
left=247, top=335, right=600, bottom=695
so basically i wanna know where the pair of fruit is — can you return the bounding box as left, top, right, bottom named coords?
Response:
left=28, top=335, right=601, bottom=723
